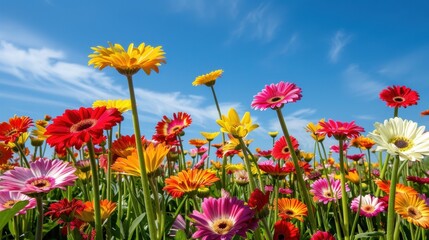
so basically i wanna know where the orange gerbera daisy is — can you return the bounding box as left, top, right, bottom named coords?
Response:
left=112, top=143, right=170, bottom=176
left=0, top=144, right=13, bottom=165
left=395, top=193, right=429, bottom=229
left=350, top=136, right=375, bottom=150
left=163, top=169, right=219, bottom=198
left=375, top=179, right=419, bottom=196
left=345, top=169, right=360, bottom=184
left=277, top=198, right=308, bottom=222
left=0, top=115, right=33, bottom=144
left=111, top=135, right=147, bottom=159
left=189, top=139, right=208, bottom=148
left=76, top=199, right=116, bottom=222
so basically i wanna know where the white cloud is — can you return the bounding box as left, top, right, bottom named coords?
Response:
left=329, top=30, right=351, bottom=63
left=230, top=3, right=281, bottom=43
left=342, top=64, right=385, bottom=98
left=0, top=40, right=241, bottom=127
left=280, top=33, right=299, bottom=55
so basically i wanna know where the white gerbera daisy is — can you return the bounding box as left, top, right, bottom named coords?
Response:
left=369, top=117, right=429, bottom=161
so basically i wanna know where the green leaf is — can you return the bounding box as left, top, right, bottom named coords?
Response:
left=174, top=230, right=187, bottom=240
left=354, top=231, right=386, bottom=239
left=127, top=213, right=146, bottom=240
left=0, top=200, right=29, bottom=230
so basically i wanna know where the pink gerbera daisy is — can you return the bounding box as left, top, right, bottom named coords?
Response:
left=379, top=85, right=419, bottom=108
left=317, top=119, right=364, bottom=140
left=251, top=81, right=302, bottom=110
left=153, top=112, right=192, bottom=144
left=346, top=153, right=365, bottom=161
left=45, top=107, right=123, bottom=150
left=310, top=178, right=349, bottom=204
left=0, top=191, right=36, bottom=215
left=310, top=230, right=335, bottom=240
left=0, top=158, right=77, bottom=196
left=272, top=136, right=299, bottom=160
left=189, top=196, right=258, bottom=240
left=351, top=194, right=385, bottom=217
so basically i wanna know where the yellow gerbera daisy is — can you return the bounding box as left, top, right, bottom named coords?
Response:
left=200, top=131, right=220, bottom=142
left=92, top=99, right=132, bottom=113
left=192, top=69, right=223, bottom=87
left=345, top=170, right=360, bottom=184
left=88, top=42, right=166, bottom=76
left=395, top=193, right=429, bottom=229
left=268, top=131, right=279, bottom=138
left=216, top=108, right=259, bottom=138
left=77, top=199, right=117, bottom=222
left=111, top=143, right=170, bottom=176
left=305, top=119, right=326, bottom=142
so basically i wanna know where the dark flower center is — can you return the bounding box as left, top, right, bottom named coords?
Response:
left=394, top=139, right=408, bottom=148
left=278, top=234, right=285, bottom=240
left=282, top=147, right=290, bottom=153
left=28, top=177, right=53, bottom=189
left=393, top=96, right=405, bottom=102
left=70, top=119, right=97, bottom=132
left=285, top=210, right=294, bottom=215
left=407, top=207, right=422, bottom=219
left=390, top=137, right=413, bottom=151
left=269, top=96, right=284, bottom=103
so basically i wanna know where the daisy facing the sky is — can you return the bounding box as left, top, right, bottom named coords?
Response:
left=251, top=81, right=302, bottom=110
left=310, top=178, right=349, bottom=204
left=379, top=85, right=420, bottom=109
left=163, top=169, right=219, bottom=198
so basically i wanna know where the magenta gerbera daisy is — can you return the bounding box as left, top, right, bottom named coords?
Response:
left=0, top=158, right=77, bottom=196
left=351, top=194, right=385, bottom=217
left=310, top=178, right=349, bottom=204
left=45, top=107, right=123, bottom=150
left=379, top=85, right=419, bottom=108
left=251, top=81, right=302, bottom=110
left=317, top=119, right=364, bottom=140
left=153, top=112, right=192, bottom=144
left=272, top=135, right=299, bottom=160
left=189, top=196, right=258, bottom=240
left=0, top=191, right=36, bottom=215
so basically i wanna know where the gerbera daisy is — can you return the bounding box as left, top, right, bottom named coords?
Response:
left=111, top=134, right=147, bottom=159
left=284, top=160, right=313, bottom=175
left=189, top=196, right=258, bottom=240
left=234, top=169, right=249, bottom=186
left=407, top=176, right=429, bottom=184
left=306, top=120, right=326, bottom=142
left=258, top=160, right=292, bottom=177
left=369, top=117, right=429, bottom=161
left=395, top=193, right=429, bottom=229
left=0, top=191, right=36, bottom=215
left=89, top=42, right=166, bottom=76
left=317, top=119, right=364, bottom=140
left=76, top=199, right=116, bottom=223
left=45, top=107, right=123, bottom=150
left=200, top=131, right=220, bottom=142
left=0, top=144, right=13, bottom=164
left=299, top=151, right=314, bottom=162
left=379, top=85, right=419, bottom=108
left=248, top=188, right=270, bottom=213
left=272, top=135, right=299, bottom=160
left=277, top=198, right=308, bottom=222
left=92, top=99, right=132, bottom=114
left=153, top=112, right=192, bottom=143
left=251, top=81, right=302, bottom=110
left=345, top=169, right=360, bottom=184
left=163, top=169, right=219, bottom=198
left=45, top=198, right=85, bottom=222
left=112, top=142, right=170, bottom=176
left=422, top=109, right=429, bottom=116
left=0, top=158, right=77, bottom=196
left=216, top=108, right=259, bottom=138
left=189, top=139, right=208, bottom=148
left=375, top=179, right=419, bottom=196
left=168, top=214, right=186, bottom=237
left=330, top=142, right=350, bottom=153
left=351, top=135, right=375, bottom=149
left=192, top=69, right=223, bottom=87
left=310, top=231, right=335, bottom=240
left=351, top=194, right=385, bottom=217
left=31, top=122, right=49, bottom=141
left=273, top=219, right=300, bottom=240
left=347, top=153, right=365, bottom=161
left=268, top=131, right=279, bottom=138
left=0, top=115, right=33, bottom=144
left=310, top=178, right=349, bottom=204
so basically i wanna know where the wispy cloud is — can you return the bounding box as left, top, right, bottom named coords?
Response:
left=230, top=3, right=281, bottom=43
left=0, top=40, right=240, bottom=128
left=342, top=64, right=385, bottom=98
left=167, top=0, right=240, bottom=19
left=329, top=30, right=351, bottom=63
left=280, top=33, right=299, bottom=55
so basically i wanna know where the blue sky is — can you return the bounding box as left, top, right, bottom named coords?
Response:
left=1, top=0, right=429, bottom=153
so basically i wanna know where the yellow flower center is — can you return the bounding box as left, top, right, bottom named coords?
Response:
left=212, top=218, right=234, bottom=235
left=70, top=119, right=97, bottom=132
left=390, top=136, right=413, bottom=151
left=3, top=200, right=17, bottom=208
left=322, top=190, right=333, bottom=198
left=407, top=207, right=422, bottom=219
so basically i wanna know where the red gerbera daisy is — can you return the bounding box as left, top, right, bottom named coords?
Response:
left=0, top=144, right=13, bottom=165
left=153, top=112, right=192, bottom=144
left=284, top=160, right=313, bottom=175
left=311, top=230, right=335, bottom=240
left=248, top=188, right=270, bottom=213
left=273, top=219, right=300, bottom=240
left=0, top=115, right=33, bottom=144
left=317, top=119, right=364, bottom=140
left=251, top=81, right=303, bottom=110
left=45, top=107, right=123, bottom=150
left=272, top=136, right=299, bottom=160
left=379, top=85, right=419, bottom=108
left=258, top=160, right=293, bottom=177
left=407, top=176, right=429, bottom=184
left=45, top=198, right=85, bottom=223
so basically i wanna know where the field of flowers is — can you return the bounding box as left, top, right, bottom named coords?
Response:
left=0, top=42, right=428, bottom=240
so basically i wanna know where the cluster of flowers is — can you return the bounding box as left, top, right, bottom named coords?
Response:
left=0, top=42, right=428, bottom=240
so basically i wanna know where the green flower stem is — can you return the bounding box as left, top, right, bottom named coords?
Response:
left=126, top=74, right=158, bottom=240
left=87, top=139, right=103, bottom=240
left=35, top=195, right=44, bottom=240
left=105, top=130, right=113, bottom=240
left=386, top=156, right=400, bottom=240
left=338, top=139, right=350, bottom=240
left=238, top=137, right=257, bottom=191
left=148, top=176, right=163, bottom=238
left=275, top=108, right=316, bottom=232
left=116, top=175, right=123, bottom=231
left=366, top=149, right=374, bottom=194
left=261, top=218, right=273, bottom=239
left=15, top=143, right=30, bottom=168
left=13, top=216, right=19, bottom=240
